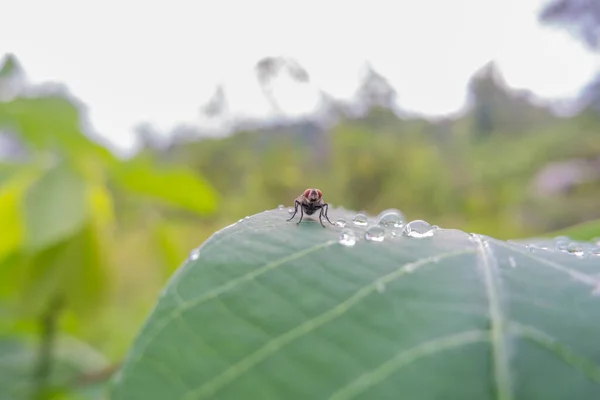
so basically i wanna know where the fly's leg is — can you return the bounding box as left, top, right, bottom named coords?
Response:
left=287, top=200, right=300, bottom=221
left=322, top=203, right=334, bottom=225
left=318, top=207, right=326, bottom=227
left=297, top=204, right=304, bottom=224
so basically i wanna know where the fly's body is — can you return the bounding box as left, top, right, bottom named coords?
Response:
left=287, top=188, right=334, bottom=227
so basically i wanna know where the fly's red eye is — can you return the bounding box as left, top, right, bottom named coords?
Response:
left=316, top=190, right=322, bottom=199
left=303, top=189, right=312, bottom=198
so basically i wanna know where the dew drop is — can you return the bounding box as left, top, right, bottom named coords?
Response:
left=375, top=281, right=385, bottom=293
left=555, top=239, right=569, bottom=252
left=288, top=208, right=295, bottom=214
left=352, top=213, right=368, bottom=226
left=403, top=220, right=435, bottom=238
left=338, top=229, right=357, bottom=247
left=189, top=248, right=201, bottom=261
left=335, top=218, right=347, bottom=228
left=365, top=226, right=385, bottom=242
left=277, top=204, right=285, bottom=210
left=567, top=243, right=584, bottom=257
left=377, top=209, right=405, bottom=229
left=508, top=256, right=517, bottom=268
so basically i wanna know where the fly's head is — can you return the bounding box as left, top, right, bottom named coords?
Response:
left=302, top=188, right=323, bottom=205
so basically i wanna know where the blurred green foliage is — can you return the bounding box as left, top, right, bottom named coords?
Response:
left=1, top=48, right=600, bottom=399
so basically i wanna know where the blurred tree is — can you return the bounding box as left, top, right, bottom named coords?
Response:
left=0, top=53, right=26, bottom=101
left=467, top=62, right=554, bottom=138
left=355, top=62, right=397, bottom=116
left=539, top=1, right=600, bottom=112
left=200, top=84, right=228, bottom=118
left=254, top=56, right=310, bottom=115
left=539, top=0, right=600, bottom=51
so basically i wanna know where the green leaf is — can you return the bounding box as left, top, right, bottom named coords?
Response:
left=20, top=222, right=110, bottom=319
left=23, top=163, right=88, bottom=252
left=0, top=334, right=110, bottom=400
left=112, top=208, right=600, bottom=399
left=109, top=160, right=218, bottom=215
left=0, top=167, right=38, bottom=262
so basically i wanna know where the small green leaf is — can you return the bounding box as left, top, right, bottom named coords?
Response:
left=112, top=209, right=600, bottom=399
left=0, top=168, right=38, bottom=262
left=110, top=161, right=218, bottom=215
left=20, top=223, right=109, bottom=319
left=23, top=164, right=88, bottom=252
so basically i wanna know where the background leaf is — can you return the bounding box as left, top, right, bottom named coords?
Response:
left=0, top=167, right=38, bottom=262
left=111, top=208, right=600, bottom=399
left=23, top=163, right=88, bottom=252
left=109, top=160, right=218, bottom=215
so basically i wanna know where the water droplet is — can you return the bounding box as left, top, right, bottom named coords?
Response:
left=288, top=208, right=295, bottom=214
left=365, top=226, right=385, bottom=242
left=508, top=256, right=517, bottom=268
left=403, top=220, right=435, bottom=238
left=377, top=209, right=405, bottom=229
left=352, top=213, right=368, bottom=226
left=277, top=204, right=285, bottom=210
left=338, top=229, right=357, bottom=247
left=555, top=239, right=569, bottom=252
left=567, top=243, right=584, bottom=257
left=335, top=218, right=347, bottom=228
left=375, top=281, right=385, bottom=293
left=189, top=248, right=201, bottom=261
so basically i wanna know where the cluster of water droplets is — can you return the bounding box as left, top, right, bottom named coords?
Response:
left=513, top=235, right=600, bottom=258
left=333, top=208, right=441, bottom=247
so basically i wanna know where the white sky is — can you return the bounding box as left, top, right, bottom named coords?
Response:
left=1, top=0, right=599, bottom=155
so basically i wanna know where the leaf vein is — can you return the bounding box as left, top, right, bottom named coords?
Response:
left=477, top=237, right=513, bottom=400
left=509, top=322, right=600, bottom=384
left=495, top=240, right=600, bottom=288
left=180, top=249, right=475, bottom=400
left=122, top=239, right=336, bottom=376
left=327, top=329, right=490, bottom=400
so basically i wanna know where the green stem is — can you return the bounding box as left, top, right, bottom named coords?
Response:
left=33, top=296, right=63, bottom=399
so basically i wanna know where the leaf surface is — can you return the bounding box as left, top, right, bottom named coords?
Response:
left=111, top=208, right=600, bottom=400
left=23, top=163, right=88, bottom=252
